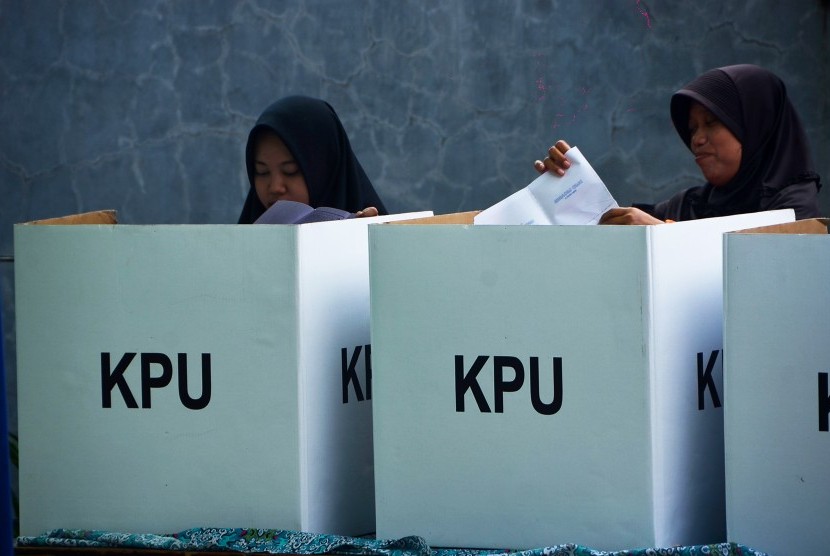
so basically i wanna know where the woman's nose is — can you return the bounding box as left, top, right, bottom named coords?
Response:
left=269, top=176, right=287, bottom=194
left=691, top=129, right=706, bottom=146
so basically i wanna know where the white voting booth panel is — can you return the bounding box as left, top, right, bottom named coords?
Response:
left=14, top=210, right=428, bottom=537
left=369, top=209, right=794, bottom=551
left=723, top=219, right=830, bottom=556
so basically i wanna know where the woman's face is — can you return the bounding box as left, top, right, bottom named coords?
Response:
left=253, top=131, right=310, bottom=208
left=687, top=102, right=743, bottom=187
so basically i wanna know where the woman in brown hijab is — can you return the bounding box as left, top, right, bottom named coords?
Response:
left=536, top=64, right=822, bottom=223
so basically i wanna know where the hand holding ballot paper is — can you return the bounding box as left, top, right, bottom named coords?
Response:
left=474, top=146, right=618, bottom=225
left=533, top=140, right=666, bottom=225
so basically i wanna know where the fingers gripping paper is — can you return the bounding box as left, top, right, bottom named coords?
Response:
left=474, top=147, right=618, bottom=225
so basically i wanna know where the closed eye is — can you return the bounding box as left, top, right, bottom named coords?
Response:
left=281, top=163, right=300, bottom=176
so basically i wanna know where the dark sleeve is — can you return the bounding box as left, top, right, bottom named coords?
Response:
left=762, top=180, right=822, bottom=220
left=633, top=186, right=701, bottom=222
left=632, top=202, right=661, bottom=219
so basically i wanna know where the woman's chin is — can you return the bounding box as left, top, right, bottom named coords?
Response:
left=700, top=170, right=734, bottom=188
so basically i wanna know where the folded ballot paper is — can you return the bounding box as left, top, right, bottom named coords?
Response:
left=474, top=147, right=617, bottom=225
left=254, top=200, right=355, bottom=224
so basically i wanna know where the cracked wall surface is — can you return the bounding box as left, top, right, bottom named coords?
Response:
left=1, top=0, right=829, bottom=494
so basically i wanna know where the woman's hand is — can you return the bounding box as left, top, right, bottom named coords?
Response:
left=599, top=207, right=665, bottom=225
left=534, top=142, right=664, bottom=226
left=355, top=207, right=379, bottom=218
left=534, top=139, right=572, bottom=176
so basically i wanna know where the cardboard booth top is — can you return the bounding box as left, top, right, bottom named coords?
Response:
left=388, top=212, right=822, bottom=232
left=387, top=211, right=479, bottom=225
left=732, top=217, right=829, bottom=235
left=24, top=210, right=118, bottom=226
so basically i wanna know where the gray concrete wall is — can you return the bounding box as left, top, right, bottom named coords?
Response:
left=2, top=0, right=829, bottom=524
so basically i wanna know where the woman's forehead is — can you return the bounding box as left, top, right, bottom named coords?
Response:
left=254, top=130, right=294, bottom=160
left=688, top=102, right=715, bottom=119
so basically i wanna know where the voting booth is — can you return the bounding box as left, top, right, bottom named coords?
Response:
left=0, top=293, right=12, bottom=554
left=14, top=209, right=427, bottom=537
left=368, top=209, right=793, bottom=551
left=723, top=218, right=830, bottom=556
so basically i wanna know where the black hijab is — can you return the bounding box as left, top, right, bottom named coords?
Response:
left=237, top=95, right=388, bottom=224
left=643, top=64, right=821, bottom=220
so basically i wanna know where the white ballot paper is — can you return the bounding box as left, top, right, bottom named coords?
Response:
left=474, top=146, right=618, bottom=225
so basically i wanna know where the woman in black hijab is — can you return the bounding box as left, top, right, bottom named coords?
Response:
left=535, top=64, right=822, bottom=223
left=238, top=95, right=388, bottom=224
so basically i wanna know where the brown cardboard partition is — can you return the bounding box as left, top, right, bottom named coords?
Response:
left=388, top=211, right=478, bottom=225
left=25, top=210, right=118, bottom=226
left=732, top=217, right=829, bottom=235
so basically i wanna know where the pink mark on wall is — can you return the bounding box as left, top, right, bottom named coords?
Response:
left=636, top=0, right=652, bottom=29
left=533, top=53, right=595, bottom=130
left=536, top=77, right=549, bottom=102
left=534, top=53, right=549, bottom=101
left=549, top=87, right=590, bottom=130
